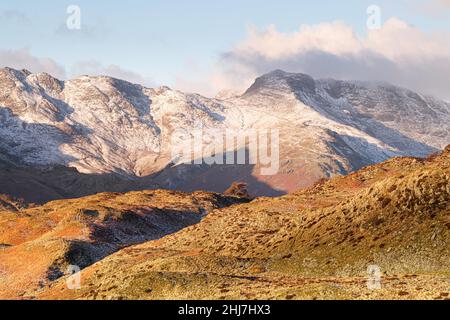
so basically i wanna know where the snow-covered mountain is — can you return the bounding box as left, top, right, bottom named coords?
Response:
left=0, top=67, right=448, bottom=199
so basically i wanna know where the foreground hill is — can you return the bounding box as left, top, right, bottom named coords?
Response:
left=34, top=146, right=450, bottom=300
left=0, top=190, right=247, bottom=299
left=1, top=68, right=449, bottom=201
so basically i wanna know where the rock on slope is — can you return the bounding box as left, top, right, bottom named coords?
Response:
left=0, top=194, right=26, bottom=212
left=0, top=67, right=449, bottom=200
left=36, top=146, right=450, bottom=300
left=0, top=189, right=248, bottom=299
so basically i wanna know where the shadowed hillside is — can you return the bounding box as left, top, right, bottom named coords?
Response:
left=0, top=189, right=249, bottom=299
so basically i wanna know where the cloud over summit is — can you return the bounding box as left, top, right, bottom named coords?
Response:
left=0, top=48, right=66, bottom=79
left=182, top=18, right=450, bottom=100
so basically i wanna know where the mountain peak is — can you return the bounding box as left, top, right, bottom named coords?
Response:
left=265, top=69, right=289, bottom=77
left=260, top=69, right=313, bottom=81
left=244, top=70, right=316, bottom=96
left=0, top=66, right=30, bottom=80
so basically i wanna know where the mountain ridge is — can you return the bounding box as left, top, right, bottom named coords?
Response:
left=0, top=67, right=448, bottom=201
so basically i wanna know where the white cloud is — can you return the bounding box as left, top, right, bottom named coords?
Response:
left=176, top=18, right=450, bottom=101
left=421, top=0, right=450, bottom=16
left=0, top=48, right=66, bottom=79
left=71, top=60, right=155, bottom=87
left=0, top=49, right=155, bottom=87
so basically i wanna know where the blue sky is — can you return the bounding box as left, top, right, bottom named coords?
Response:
left=1, top=0, right=449, bottom=97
